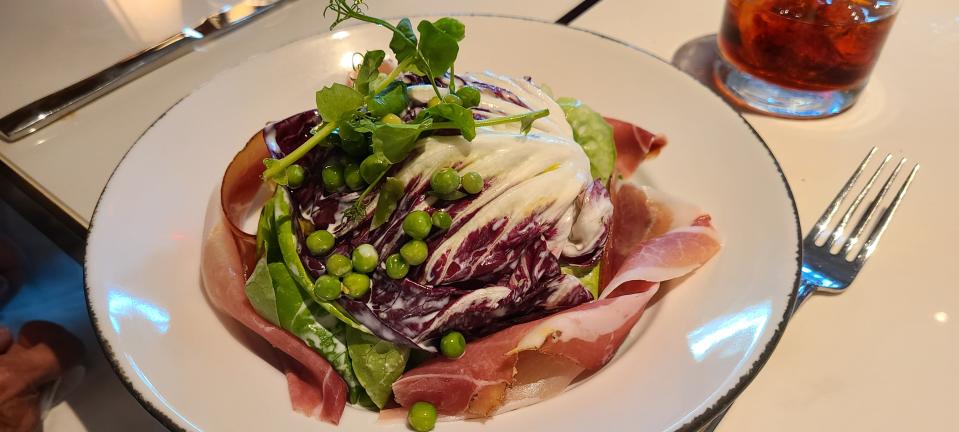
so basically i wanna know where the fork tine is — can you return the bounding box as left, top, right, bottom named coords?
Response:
left=811, top=147, right=877, bottom=241
left=826, top=153, right=893, bottom=249
left=841, top=157, right=906, bottom=256
left=856, top=163, right=920, bottom=263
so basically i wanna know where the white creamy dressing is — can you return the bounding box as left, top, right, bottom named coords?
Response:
left=563, top=188, right=614, bottom=257
left=398, top=71, right=606, bottom=278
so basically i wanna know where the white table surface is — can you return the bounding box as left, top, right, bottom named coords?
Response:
left=574, top=1, right=958, bottom=430
left=2, top=0, right=956, bottom=430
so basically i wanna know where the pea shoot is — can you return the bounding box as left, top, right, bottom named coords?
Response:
left=400, top=240, right=428, bottom=266
left=440, top=331, right=466, bottom=358
left=306, top=230, right=335, bottom=256
left=456, top=86, right=481, bottom=108
left=408, top=401, right=437, bottom=432
left=351, top=244, right=379, bottom=273
left=402, top=210, right=433, bottom=240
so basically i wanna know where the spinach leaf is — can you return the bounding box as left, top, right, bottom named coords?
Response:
left=316, top=83, right=364, bottom=122
left=269, top=261, right=366, bottom=404
left=425, top=103, right=475, bottom=141
left=245, top=256, right=280, bottom=326
left=346, top=326, right=410, bottom=409
left=556, top=97, right=616, bottom=181
left=354, top=50, right=385, bottom=95
left=416, top=19, right=460, bottom=78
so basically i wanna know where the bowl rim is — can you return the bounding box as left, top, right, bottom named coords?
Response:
left=83, top=13, right=802, bottom=432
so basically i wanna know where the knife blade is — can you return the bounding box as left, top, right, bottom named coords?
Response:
left=0, top=0, right=291, bottom=142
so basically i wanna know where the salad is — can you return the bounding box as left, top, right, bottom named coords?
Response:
left=200, top=2, right=722, bottom=431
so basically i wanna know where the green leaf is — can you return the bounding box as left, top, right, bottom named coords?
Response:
left=263, top=159, right=289, bottom=186
left=366, top=82, right=409, bottom=117
left=371, top=122, right=428, bottom=163
left=426, top=103, right=475, bottom=140
left=354, top=50, right=385, bottom=95
left=433, top=17, right=465, bottom=41
left=372, top=177, right=405, bottom=229
left=245, top=256, right=280, bottom=326
left=561, top=263, right=601, bottom=299
left=269, top=261, right=366, bottom=403
left=416, top=20, right=460, bottom=78
left=388, top=18, right=418, bottom=63
left=316, top=83, right=364, bottom=122
left=556, top=97, right=616, bottom=181
left=346, top=326, right=410, bottom=409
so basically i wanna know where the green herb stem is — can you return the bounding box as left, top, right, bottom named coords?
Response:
left=427, top=108, right=550, bottom=131
left=372, top=56, right=416, bottom=95
left=262, top=122, right=337, bottom=181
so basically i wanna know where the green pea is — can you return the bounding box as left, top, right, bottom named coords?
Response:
left=400, top=240, right=428, bottom=266
left=381, top=113, right=403, bottom=125
left=342, top=272, right=371, bottom=298
left=408, top=401, right=437, bottom=432
left=313, top=275, right=342, bottom=301
left=321, top=163, right=344, bottom=191
left=360, top=153, right=391, bottom=184
left=430, top=168, right=461, bottom=195
left=461, top=171, right=484, bottom=194
left=427, top=96, right=442, bottom=108
left=325, top=253, right=352, bottom=277
left=351, top=243, right=379, bottom=273
left=306, top=230, right=335, bottom=256
left=343, top=162, right=365, bottom=191
left=431, top=210, right=452, bottom=231
left=285, top=165, right=306, bottom=188
left=385, top=253, right=409, bottom=279
left=440, top=331, right=466, bottom=358
left=455, top=86, right=481, bottom=108
left=402, top=210, right=433, bottom=240
left=442, top=93, right=463, bottom=106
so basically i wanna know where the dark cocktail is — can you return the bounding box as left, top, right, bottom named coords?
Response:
left=715, top=0, right=899, bottom=118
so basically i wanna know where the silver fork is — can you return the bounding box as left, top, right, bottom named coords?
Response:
left=702, top=147, right=919, bottom=432
left=795, top=147, right=919, bottom=310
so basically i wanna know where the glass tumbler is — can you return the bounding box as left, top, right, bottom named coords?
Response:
left=714, top=0, right=900, bottom=118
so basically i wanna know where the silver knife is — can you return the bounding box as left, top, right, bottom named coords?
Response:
left=0, top=0, right=291, bottom=142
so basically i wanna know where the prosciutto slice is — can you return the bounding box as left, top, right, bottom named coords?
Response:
left=201, top=132, right=347, bottom=424
left=391, top=289, right=658, bottom=417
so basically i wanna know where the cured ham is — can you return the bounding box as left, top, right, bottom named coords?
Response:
left=201, top=132, right=347, bottom=424
left=605, top=117, right=667, bottom=178
left=391, top=289, right=658, bottom=417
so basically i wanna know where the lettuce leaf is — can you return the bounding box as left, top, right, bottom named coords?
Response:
left=556, top=97, right=616, bottom=181
left=346, top=327, right=410, bottom=408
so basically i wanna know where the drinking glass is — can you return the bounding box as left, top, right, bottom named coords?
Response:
left=714, top=0, right=900, bottom=118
